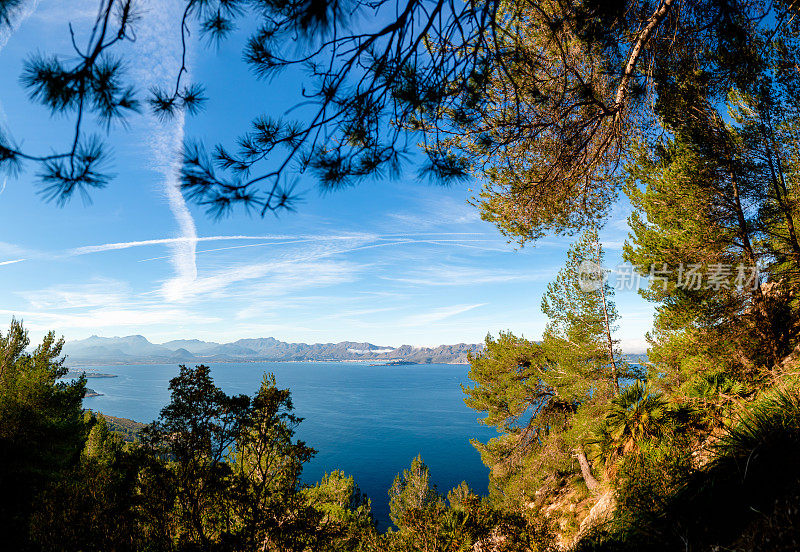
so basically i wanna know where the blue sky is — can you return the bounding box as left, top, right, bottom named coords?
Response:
left=0, top=0, right=654, bottom=351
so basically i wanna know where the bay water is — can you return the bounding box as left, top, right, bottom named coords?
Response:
left=75, top=361, right=495, bottom=527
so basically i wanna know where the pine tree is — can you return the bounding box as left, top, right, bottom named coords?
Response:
left=30, top=414, right=144, bottom=552
left=464, top=230, right=624, bottom=507
left=541, top=228, right=622, bottom=397
left=0, top=320, right=87, bottom=549
left=229, top=373, right=320, bottom=551
left=4, top=1, right=799, bottom=233
left=623, top=74, right=800, bottom=382
left=303, top=471, right=377, bottom=552
left=139, top=366, right=320, bottom=550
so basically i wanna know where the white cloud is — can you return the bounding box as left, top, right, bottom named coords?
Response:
left=204, top=323, right=321, bottom=343
left=602, top=240, right=626, bottom=251
left=387, top=265, right=555, bottom=286
left=130, top=0, right=198, bottom=302
left=64, top=233, right=506, bottom=264
left=402, top=239, right=510, bottom=253
left=159, top=111, right=198, bottom=301
left=399, top=303, right=486, bottom=327
left=68, top=233, right=373, bottom=256
left=0, top=307, right=220, bottom=332
left=606, top=196, right=636, bottom=233
left=165, top=259, right=361, bottom=303
left=21, top=278, right=131, bottom=310
left=619, top=337, right=649, bottom=354
left=385, top=195, right=481, bottom=230
left=0, top=0, right=39, bottom=50
left=29, top=1, right=95, bottom=25
left=327, top=306, right=402, bottom=318
left=155, top=234, right=399, bottom=303
left=0, top=0, right=39, bottom=134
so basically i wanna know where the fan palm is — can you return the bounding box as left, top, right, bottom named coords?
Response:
left=687, top=372, right=745, bottom=428
left=590, top=381, right=671, bottom=463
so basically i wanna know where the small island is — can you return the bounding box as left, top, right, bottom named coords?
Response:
left=65, top=371, right=117, bottom=379
left=84, top=388, right=103, bottom=398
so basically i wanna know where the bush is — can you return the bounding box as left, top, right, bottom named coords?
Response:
left=575, top=388, right=800, bottom=552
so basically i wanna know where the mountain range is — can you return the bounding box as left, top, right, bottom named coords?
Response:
left=62, top=335, right=484, bottom=366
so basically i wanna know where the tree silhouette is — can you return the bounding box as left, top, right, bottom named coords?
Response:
left=1, top=0, right=799, bottom=235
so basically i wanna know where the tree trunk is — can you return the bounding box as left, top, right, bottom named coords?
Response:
left=763, top=118, right=800, bottom=261
left=614, top=0, right=676, bottom=109
left=575, top=448, right=600, bottom=492
left=598, top=244, right=620, bottom=396
left=730, top=170, right=781, bottom=365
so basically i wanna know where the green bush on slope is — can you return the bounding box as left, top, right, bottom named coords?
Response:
left=575, top=388, right=800, bottom=552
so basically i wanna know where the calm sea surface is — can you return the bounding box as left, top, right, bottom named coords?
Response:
left=74, top=361, right=495, bottom=527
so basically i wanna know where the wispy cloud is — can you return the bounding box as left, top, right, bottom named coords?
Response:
left=386, top=265, right=554, bottom=286
left=134, top=230, right=519, bottom=313
left=0, top=307, right=221, bottom=332
left=63, top=232, right=500, bottom=258
left=159, top=110, right=198, bottom=302
left=132, top=0, right=198, bottom=302
left=68, top=233, right=373, bottom=256
left=385, top=197, right=481, bottom=230
left=0, top=0, right=40, bottom=133
left=0, top=0, right=39, bottom=50
left=161, top=251, right=365, bottom=303
left=29, top=2, right=95, bottom=25
left=21, top=278, right=131, bottom=310
left=399, top=303, right=486, bottom=327
left=0, top=259, right=25, bottom=266
left=149, top=235, right=513, bottom=302
left=327, top=306, right=403, bottom=318
left=0, top=241, right=31, bottom=255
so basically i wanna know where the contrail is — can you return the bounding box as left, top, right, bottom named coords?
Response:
left=0, top=0, right=41, bottom=134
left=68, top=233, right=377, bottom=255
left=0, top=0, right=39, bottom=50
left=66, top=232, right=489, bottom=256
left=131, top=0, right=198, bottom=301
left=0, top=0, right=43, bottom=241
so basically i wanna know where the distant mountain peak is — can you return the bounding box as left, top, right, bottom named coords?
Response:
left=63, top=335, right=484, bottom=366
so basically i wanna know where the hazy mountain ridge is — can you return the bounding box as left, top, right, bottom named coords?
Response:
left=63, top=335, right=484, bottom=365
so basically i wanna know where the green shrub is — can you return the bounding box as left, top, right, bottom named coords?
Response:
left=575, top=388, right=800, bottom=552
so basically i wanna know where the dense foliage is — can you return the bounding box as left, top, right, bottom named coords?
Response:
left=457, top=0, right=800, bottom=545
left=0, top=322, right=555, bottom=551
left=4, top=0, right=800, bottom=550
left=2, top=0, right=799, bottom=234
left=464, top=230, right=628, bottom=511
left=0, top=320, right=86, bottom=549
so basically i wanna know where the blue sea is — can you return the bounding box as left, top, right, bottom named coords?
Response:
left=74, top=361, right=495, bottom=527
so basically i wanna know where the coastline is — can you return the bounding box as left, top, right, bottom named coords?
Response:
left=66, top=359, right=472, bottom=368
